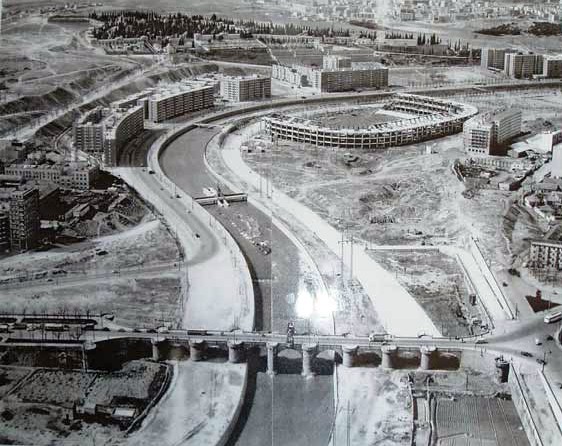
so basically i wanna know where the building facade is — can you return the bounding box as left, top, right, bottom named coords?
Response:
left=5, top=162, right=99, bottom=191
left=543, top=55, right=562, bottom=78
left=219, top=75, right=271, bottom=102
left=481, top=48, right=515, bottom=71
left=73, top=107, right=106, bottom=153
left=147, top=84, right=214, bottom=123
left=323, top=55, right=352, bottom=70
left=530, top=240, right=562, bottom=269
left=6, top=187, right=40, bottom=251
left=463, top=109, right=522, bottom=155
left=104, top=105, right=145, bottom=166
left=272, top=60, right=388, bottom=92
left=504, top=53, right=544, bottom=79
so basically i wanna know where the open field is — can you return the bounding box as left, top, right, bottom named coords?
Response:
left=389, top=65, right=510, bottom=87
left=0, top=219, right=179, bottom=279
left=0, top=366, right=32, bottom=398
left=334, top=367, right=412, bottom=445
left=0, top=220, right=183, bottom=328
left=369, top=250, right=484, bottom=337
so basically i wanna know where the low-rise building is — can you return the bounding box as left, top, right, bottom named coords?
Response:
left=5, top=161, right=99, bottom=191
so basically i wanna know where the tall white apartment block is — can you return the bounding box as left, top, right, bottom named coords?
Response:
left=504, top=52, right=544, bottom=79
left=147, top=82, right=214, bottom=123
left=463, top=109, right=522, bottom=156
left=219, top=75, right=271, bottom=102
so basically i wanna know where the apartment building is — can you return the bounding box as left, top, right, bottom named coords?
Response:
left=463, top=109, right=522, bottom=155
left=323, top=55, right=352, bottom=70
left=543, top=55, right=562, bottom=78
left=481, top=48, right=517, bottom=70
left=73, top=107, right=106, bottom=153
left=530, top=240, right=562, bottom=269
left=504, top=52, right=544, bottom=79
left=0, top=181, right=40, bottom=252
left=146, top=82, right=214, bottom=123
left=103, top=105, right=145, bottom=166
left=272, top=61, right=388, bottom=92
left=219, top=75, right=271, bottom=102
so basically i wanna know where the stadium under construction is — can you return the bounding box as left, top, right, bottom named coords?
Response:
left=263, top=94, right=479, bottom=149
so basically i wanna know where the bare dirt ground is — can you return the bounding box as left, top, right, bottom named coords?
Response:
left=369, top=250, right=484, bottom=337
left=0, top=219, right=179, bottom=277
left=304, top=105, right=402, bottom=128
left=243, top=90, right=562, bottom=322
left=0, top=220, right=183, bottom=328
left=334, top=368, right=412, bottom=445
left=389, top=65, right=510, bottom=87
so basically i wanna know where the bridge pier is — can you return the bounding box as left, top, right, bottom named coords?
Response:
left=228, top=341, right=245, bottom=363
left=151, top=337, right=167, bottom=362
left=381, top=345, right=398, bottom=369
left=189, top=339, right=206, bottom=361
left=302, top=343, right=318, bottom=377
left=83, top=341, right=97, bottom=370
left=266, top=342, right=278, bottom=375
left=420, top=346, right=436, bottom=370
left=342, top=345, right=358, bottom=368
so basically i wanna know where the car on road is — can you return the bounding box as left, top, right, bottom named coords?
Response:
left=535, top=338, right=542, bottom=345
left=194, top=233, right=200, bottom=239
left=520, top=351, right=533, bottom=358
left=148, top=170, right=155, bottom=174
left=544, top=311, right=562, bottom=324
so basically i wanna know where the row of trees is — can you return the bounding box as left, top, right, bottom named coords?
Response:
left=90, top=10, right=353, bottom=41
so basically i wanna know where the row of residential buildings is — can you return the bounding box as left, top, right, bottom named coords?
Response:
left=272, top=55, right=388, bottom=92
left=481, top=48, right=562, bottom=79
left=73, top=75, right=273, bottom=165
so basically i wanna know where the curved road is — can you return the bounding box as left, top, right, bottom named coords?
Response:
left=160, top=126, right=304, bottom=333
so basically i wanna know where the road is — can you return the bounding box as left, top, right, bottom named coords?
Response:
left=160, top=126, right=303, bottom=333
